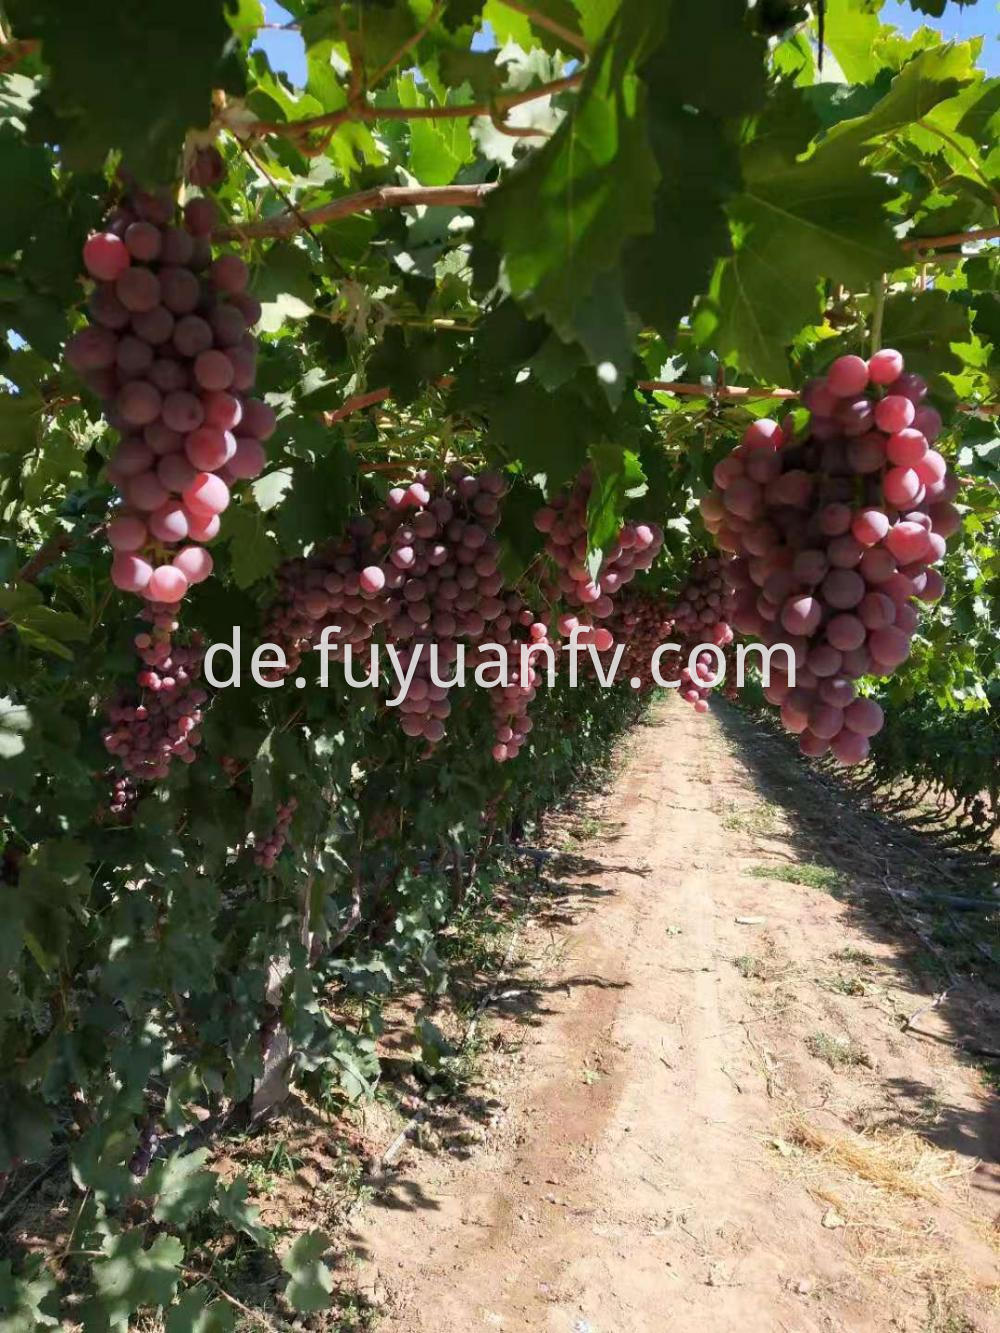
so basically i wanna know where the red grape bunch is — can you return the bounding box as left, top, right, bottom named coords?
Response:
left=469, top=592, right=551, bottom=762
left=102, top=609, right=207, bottom=779
left=533, top=471, right=664, bottom=644
left=261, top=516, right=394, bottom=680
left=701, top=349, right=960, bottom=765
left=263, top=467, right=510, bottom=749
left=253, top=797, right=298, bottom=870
left=67, top=146, right=274, bottom=609
left=667, top=555, right=737, bottom=643
left=591, top=589, right=673, bottom=691
left=664, top=555, right=735, bottom=714
left=369, top=465, right=507, bottom=745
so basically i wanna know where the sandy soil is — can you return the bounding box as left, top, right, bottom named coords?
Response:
left=346, top=697, right=1000, bottom=1333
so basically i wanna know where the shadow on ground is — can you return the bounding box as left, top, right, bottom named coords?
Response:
left=712, top=699, right=1000, bottom=1187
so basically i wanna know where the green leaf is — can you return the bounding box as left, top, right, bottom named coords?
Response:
left=823, top=0, right=883, bottom=84
left=483, top=0, right=663, bottom=383
left=0, top=1085, right=55, bottom=1171
left=622, top=105, right=740, bottom=340
left=713, top=128, right=898, bottom=380
left=0, top=391, right=43, bottom=456
left=281, top=1231, right=334, bottom=1314
left=221, top=505, right=281, bottom=589
left=586, top=443, right=645, bottom=558
left=0, top=125, right=53, bottom=258
left=398, top=75, right=472, bottom=185
left=166, top=1290, right=236, bottom=1333
left=7, top=0, right=241, bottom=181
left=822, top=41, right=977, bottom=159
left=214, top=1177, right=275, bottom=1248
left=485, top=380, right=593, bottom=492
left=878, top=290, right=972, bottom=394
left=0, top=586, right=88, bottom=658
left=146, top=1148, right=217, bottom=1225
left=0, top=1258, right=60, bottom=1330
left=955, top=78, right=1000, bottom=144
left=90, top=1231, right=183, bottom=1331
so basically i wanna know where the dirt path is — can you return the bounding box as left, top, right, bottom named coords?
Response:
left=348, top=699, right=1000, bottom=1333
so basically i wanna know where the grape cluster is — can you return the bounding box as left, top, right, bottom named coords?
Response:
left=595, top=590, right=673, bottom=691
left=534, top=472, right=664, bottom=639
left=665, top=556, right=735, bottom=713
left=103, top=770, right=139, bottom=821
left=668, top=555, right=737, bottom=642
left=471, top=594, right=550, bottom=761
left=67, top=150, right=274, bottom=608
left=261, top=518, right=393, bottom=679
left=127, top=1122, right=160, bottom=1179
left=263, top=467, right=509, bottom=746
left=374, top=465, right=507, bottom=744
left=702, top=349, right=960, bottom=765
left=102, top=611, right=207, bottom=778
left=253, top=797, right=298, bottom=870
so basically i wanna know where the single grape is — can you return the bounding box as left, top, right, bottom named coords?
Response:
left=867, top=348, right=903, bottom=385
left=826, top=354, right=869, bottom=397
left=84, top=232, right=131, bottom=281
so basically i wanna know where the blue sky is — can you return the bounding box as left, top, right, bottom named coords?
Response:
left=254, top=0, right=1000, bottom=84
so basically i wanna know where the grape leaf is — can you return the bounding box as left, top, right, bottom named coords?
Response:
left=165, top=1290, right=235, bottom=1333
left=877, top=290, right=973, bottom=395
left=955, top=79, right=1000, bottom=144
left=483, top=0, right=664, bottom=386
left=146, top=1148, right=217, bottom=1225
left=821, top=42, right=976, bottom=159
left=0, top=1085, right=55, bottom=1171
left=7, top=0, right=242, bottom=181
left=89, top=1231, right=183, bottom=1331
left=221, top=505, right=281, bottom=589
left=397, top=76, right=473, bottom=185
left=622, top=105, right=740, bottom=341
left=281, top=1231, right=334, bottom=1314
left=214, top=1177, right=275, bottom=1247
left=485, top=380, right=593, bottom=492
left=0, top=125, right=53, bottom=258
left=0, top=1258, right=60, bottom=1330
left=713, top=135, right=898, bottom=381
left=823, top=0, right=883, bottom=84
left=586, top=442, right=645, bottom=562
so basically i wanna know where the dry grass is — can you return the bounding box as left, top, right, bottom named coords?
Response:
left=773, top=1113, right=1000, bottom=1322
left=788, top=1117, right=974, bottom=1204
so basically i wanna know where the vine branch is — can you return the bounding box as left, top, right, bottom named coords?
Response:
left=246, top=72, right=584, bottom=143
left=502, top=1, right=590, bottom=53
left=215, top=183, right=497, bottom=240
left=902, top=225, right=1000, bottom=251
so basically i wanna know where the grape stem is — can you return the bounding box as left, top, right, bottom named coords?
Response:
left=870, top=276, right=885, bottom=357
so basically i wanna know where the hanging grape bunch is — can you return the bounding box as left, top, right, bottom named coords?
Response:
left=67, top=145, right=275, bottom=606
left=469, top=592, right=551, bottom=762
left=102, top=616, right=207, bottom=778
left=261, top=517, right=394, bottom=680
left=534, top=470, right=665, bottom=644
left=668, top=556, right=737, bottom=644
left=702, top=350, right=959, bottom=765
left=594, top=589, right=672, bottom=691
left=665, top=556, right=736, bottom=714
left=262, top=467, right=509, bottom=748
left=253, top=797, right=298, bottom=870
